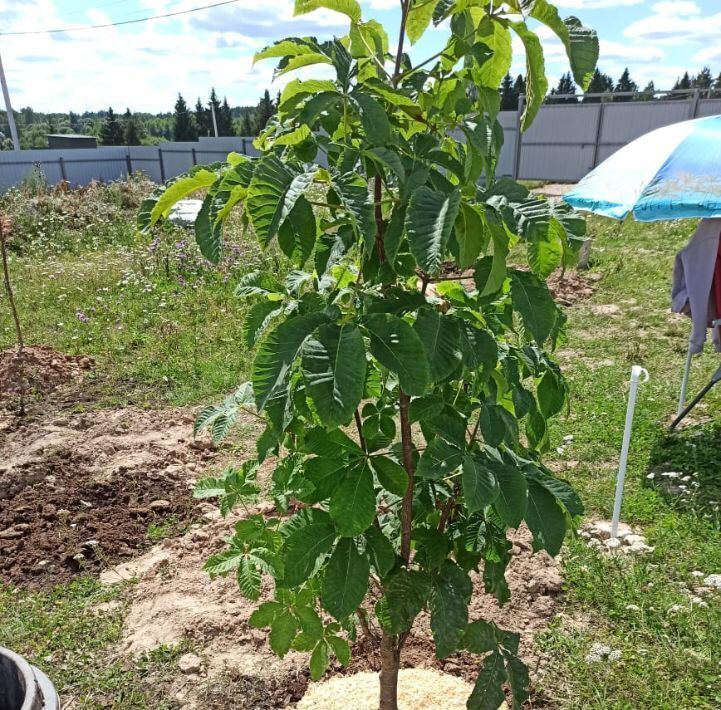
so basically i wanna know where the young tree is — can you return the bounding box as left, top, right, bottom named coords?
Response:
left=613, top=67, right=637, bottom=102
left=693, top=66, right=713, bottom=90
left=139, top=2, right=597, bottom=708
left=582, top=67, right=614, bottom=102
left=195, top=97, right=209, bottom=137
left=239, top=110, right=254, bottom=136
left=499, top=72, right=517, bottom=111
left=173, top=93, right=197, bottom=141
left=640, top=81, right=656, bottom=100
left=547, top=71, right=577, bottom=104
left=512, top=74, right=526, bottom=102
left=123, top=108, right=142, bottom=145
left=208, top=87, right=222, bottom=136
left=218, top=97, right=235, bottom=136
left=99, top=106, right=124, bottom=145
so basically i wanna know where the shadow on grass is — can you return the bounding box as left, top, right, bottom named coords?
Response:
left=646, top=422, right=721, bottom=528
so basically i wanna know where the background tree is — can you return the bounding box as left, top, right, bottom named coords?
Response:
left=253, top=90, right=276, bottom=133
left=583, top=67, right=614, bottom=102
left=500, top=73, right=518, bottom=111
left=195, top=97, right=209, bottom=137
left=239, top=110, right=254, bottom=136
left=123, top=108, right=143, bottom=145
left=547, top=71, right=577, bottom=104
left=99, top=106, right=124, bottom=145
left=513, top=74, right=526, bottom=103
left=208, top=88, right=222, bottom=136
left=640, top=81, right=656, bottom=100
left=613, top=67, right=637, bottom=102
left=693, top=66, right=713, bottom=90
left=139, top=2, right=598, bottom=709
left=218, top=97, right=235, bottom=136
left=173, top=93, right=197, bottom=141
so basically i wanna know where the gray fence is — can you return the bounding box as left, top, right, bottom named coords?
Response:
left=1, top=90, right=721, bottom=189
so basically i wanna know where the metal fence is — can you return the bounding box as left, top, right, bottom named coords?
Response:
left=1, top=89, right=721, bottom=189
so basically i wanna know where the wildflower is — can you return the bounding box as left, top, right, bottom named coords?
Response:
left=625, top=604, right=640, bottom=612
left=667, top=604, right=685, bottom=615
left=75, top=310, right=89, bottom=323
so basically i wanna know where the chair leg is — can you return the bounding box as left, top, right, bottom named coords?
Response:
left=678, top=347, right=693, bottom=417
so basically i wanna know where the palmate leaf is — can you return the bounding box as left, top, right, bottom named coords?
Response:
left=301, top=323, right=367, bottom=426
left=383, top=569, right=432, bottom=634
left=352, top=91, right=391, bottom=146
left=277, top=195, right=317, bottom=266
left=274, top=124, right=313, bottom=146
left=416, top=437, right=463, bottom=480
left=490, top=463, right=528, bottom=528
left=461, top=454, right=499, bottom=515
left=321, top=538, right=370, bottom=619
left=253, top=37, right=323, bottom=64
left=369, top=455, right=408, bottom=497
left=405, top=186, right=461, bottom=275
left=406, top=0, right=440, bottom=44
left=364, top=313, right=429, bottom=396
left=331, top=172, right=376, bottom=253
left=524, top=480, right=567, bottom=556
left=243, top=301, right=284, bottom=348
left=252, top=312, right=327, bottom=411
left=467, top=649, right=507, bottom=710
left=413, top=309, right=462, bottom=383
left=509, top=269, right=559, bottom=345
left=294, top=0, right=362, bottom=22
left=474, top=17, right=512, bottom=89
left=281, top=518, right=337, bottom=587
left=429, top=561, right=471, bottom=658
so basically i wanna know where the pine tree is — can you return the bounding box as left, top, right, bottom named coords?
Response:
left=499, top=73, right=517, bottom=111
left=693, top=66, right=713, bottom=90
left=583, top=68, right=614, bottom=102
left=613, top=68, right=637, bottom=102
left=173, top=93, right=197, bottom=141
left=640, top=81, right=656, bottom=101
left=195, top=97, right=209, bottom=137
left=123, top=108, right=142, bottom=145
left=218, top=97, right=234, bottom=136
left=714, top=72, right=721, bottom=97
left=208, top=88, right=222, bottom=137
left=547, top=72, right=577, bottom=104
left=240, top=111, right=254, bottom=136
left=512, top=74, right=526, bottom=103
left=99, top=107, right=124, bottom=145
left=254, top=90, right=276, bottom=133
left=671, top=72, right=692, bottom=100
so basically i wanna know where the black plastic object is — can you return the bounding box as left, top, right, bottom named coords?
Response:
left=0, top=646, right=59, bottom=710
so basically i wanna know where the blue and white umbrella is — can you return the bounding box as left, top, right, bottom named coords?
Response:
left=564, top=114, right=721, bottom=221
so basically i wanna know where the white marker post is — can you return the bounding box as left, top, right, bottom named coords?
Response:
left=611, top=365, right=649, bottom=539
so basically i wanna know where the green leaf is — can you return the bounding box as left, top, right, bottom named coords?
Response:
left=237, top=557, right=262, bottom=599
left=137, top=165, right=218, bottom=232
left=462, top=455, right=499, bottom=515
left=416, top=437, right=463, bottom=480
left=414, top=528, right=450, bottom=570
left=275, top=53, right=334, bottom=78
left=327, top=635, right=351, bottom=666
left=243, top=301, right=283, bottom=348
left=510, top=270, right=559, bottom=345
left=524, top=480, right=566, bottom=556
left=456, top=322, right=497, bottom=373
left=329, top=462, right=376, bottom=537
left=527, top=218, right=564, bottom=278
left=309, top=640, right=330, bottom=681
left=274, top=124, right=313, bottom=146
left=454, top=202, right=488, bottom=269
left=462, top=619, right=497, bottom=654
left=249, top=601, right=283, bottom=628
left=254, top=37, right=321, bottom=64
left=475, top=221, right=508, bottom=297
left=409, top=395, right=444, bottom=423
left=537, top=369, right=566, bottom=418
left=384, top=569, right=432, bottom=634
left=364, top=313, right=429, bottom=396
left=413, top=309, right=462, bottom=383
left=235, top=270, right=285, bottom=298
left=407, top=0, right=440, bottom=44
left=526, top=466, right=583, bottom=517
left=467, top=650, right=507, bottom=710
left=429, top=561, right=471, bottom=658
left=322, top=538, right=370, bottom=619
left=405, top=186, right=462, bottom=275
left=491, top=463, right=528, bottom=528
left=246, top=155, right=295, bottom=246
left=352, top=92, right=391, bottom=146
left=331, top=172, right=376, bottom=253
left=370, top=455, right=408, bottom=497
left=475, top=18, right=512, bottom=89
left=252, top=312, right=327, bottom=411
left=281, top=520, right=337, bottom=586
left=280, top=79, right=339, bottom=111
left=505, top=652, right=530, bottom=710
left=364, top=526, right=397, bottom=578
left=510, top=21, right=548, bottom=131
left=301, top=323, right=367, bottom=426
left=295, top=606, right=324, bottom=640
left=295, top=0, right=361, bottom=22
left=269, top=611, right=298, bottom=657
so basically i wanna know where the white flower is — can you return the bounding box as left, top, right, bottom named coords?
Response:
left=563, top=434, right=574, bottom=442
left=607, top=650, right=622, bottom=661
left=646, top=473, right=656, bottom=480
left=625, top=604, right=640, bottom=612
left=667, top=604, right=685, bottom=615
left=691, top=571, right=705, bottom=578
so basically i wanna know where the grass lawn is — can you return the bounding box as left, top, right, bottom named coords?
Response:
left=1, top=180, right=720, bottom=707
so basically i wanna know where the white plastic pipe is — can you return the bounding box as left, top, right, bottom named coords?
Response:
left=677, top=347, right=693, bottom=417
left=611, top=365, right=649, bottom=539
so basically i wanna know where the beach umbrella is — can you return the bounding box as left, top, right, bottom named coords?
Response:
left=564, top=114, right=721, bottom=222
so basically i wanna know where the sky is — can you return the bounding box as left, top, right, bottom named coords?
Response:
left=0, top=0, right=720, bottom=113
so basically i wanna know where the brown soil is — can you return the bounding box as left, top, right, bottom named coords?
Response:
left=0, top=407, right=220, bottom=588
left=106, top=518, right=561, bottom=708
left=0, top=345, right=93, bottom=401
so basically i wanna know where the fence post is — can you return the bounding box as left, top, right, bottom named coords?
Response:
left=690, top=88, right=701, bottom=119
left=126, top=153, right=132, bottom=176
left=513, top=94, right=525, bottom=180
left=591, top=101, right=606, bottom=169
left=191, top=147, right=197, bottom=165
left=158, top=148, right=165, bottom=182
left=58, top=157, right=67, bottom=181
left=241, top=137, right=248, bottom=156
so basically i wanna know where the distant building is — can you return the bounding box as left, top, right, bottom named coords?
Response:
left=47, top=134, right=97, bottom=149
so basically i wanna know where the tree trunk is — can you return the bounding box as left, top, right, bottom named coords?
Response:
left=379, top=632, right=400, bottom=710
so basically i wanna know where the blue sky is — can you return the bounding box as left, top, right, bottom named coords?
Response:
left=0, top=0, right=719, bottom=112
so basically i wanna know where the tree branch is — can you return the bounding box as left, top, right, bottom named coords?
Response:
left=355, top=408, right=368, bottom=453
left=398, top=390, right=415, bottom=563
left=392, top=0, right=411, bottom=84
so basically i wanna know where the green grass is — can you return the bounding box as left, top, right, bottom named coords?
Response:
left=540, top=216, right=721, bottom=708
left=0, top=578, right=185, bottom=709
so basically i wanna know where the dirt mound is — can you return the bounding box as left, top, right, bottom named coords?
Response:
left=0, top=345, right=93, bottom=400
left=546, top=269, right=598, bottom=307
left=0, top=407, right=219, bottom=588
left=108, top=519, right=561, bottom=706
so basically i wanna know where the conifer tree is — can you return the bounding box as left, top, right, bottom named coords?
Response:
left=99, top=107, right=124, bottom=145
left=173, top=93, right=197, bottom=141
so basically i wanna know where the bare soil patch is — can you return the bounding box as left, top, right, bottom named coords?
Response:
left=0, top=345, right=93, bottom=401
left=106, top=518, right=561, bottom=707
left=0, top=407, right=219, bottom=588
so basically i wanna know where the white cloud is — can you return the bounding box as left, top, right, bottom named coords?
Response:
left=625, top=4, right=721, bottom=44
left=600, top=40, right=665, bottom=64
left=554, top=0, right=643, bottom=8
left=651, top=1, right=701, bottom=16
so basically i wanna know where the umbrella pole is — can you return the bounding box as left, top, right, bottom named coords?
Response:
left=677, top=347, right=693, bottom=417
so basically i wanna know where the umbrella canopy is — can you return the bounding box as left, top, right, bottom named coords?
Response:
left=564, top=114, right=721, bottom=221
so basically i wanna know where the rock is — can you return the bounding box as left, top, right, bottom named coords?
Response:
left=149, top=499, right=172, bottom=512
left=589, top=520, right=633, bottom=540
left=82, top=539, right=100, bottom=548
left=703, top=574, right=721, bottom=589
left=0, top=526, right=28, bottom=540
left=625, top=542, right=654, bottom=555
left=178, top=653, right=203, bottom=675
left=623, top=534, right=647, bottom=547
left=604, top=537, right=621, bottom=550
left=164, top=464, right=184, bottom=478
